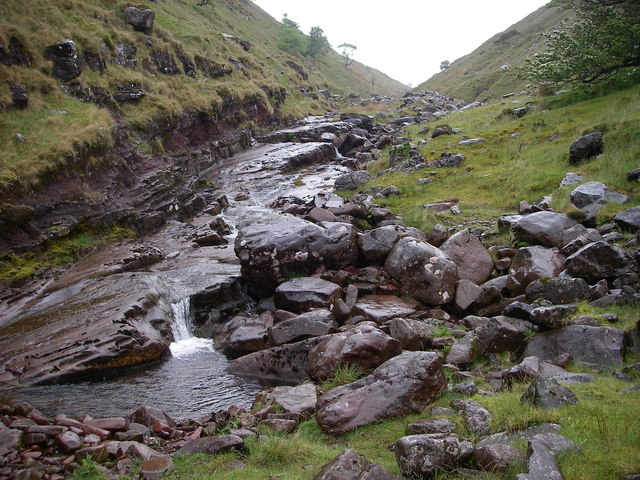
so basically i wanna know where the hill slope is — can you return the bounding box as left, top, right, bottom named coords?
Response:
left=0, top=0, right=406, bottom=195
left=416, top=3, right=572, bottom=102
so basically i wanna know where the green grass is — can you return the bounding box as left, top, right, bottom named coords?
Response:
left=0, top=224, right=135, bottom=284
left=321, top=363, right=366, bottom=391
left=364, top=84, right=640, bottom=233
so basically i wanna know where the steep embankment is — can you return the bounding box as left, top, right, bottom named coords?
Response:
left=416, top=3, right=571, bottom=102
left=0, top=0, right=405, bottom=196
left=0, top=0, right=406, bottom=264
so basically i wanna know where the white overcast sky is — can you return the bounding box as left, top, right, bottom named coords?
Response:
left=253, top=0, right=550, bottom=86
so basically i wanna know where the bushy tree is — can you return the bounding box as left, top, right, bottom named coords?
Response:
left=440, top=60, right=451, bottom=71
left=524, top=0, right=640, bottom=87
left=338, top=43, right=357, bottom=70
left=306, top=26, right=331, bottom=58
left=279, top=14, right=307, bottom=55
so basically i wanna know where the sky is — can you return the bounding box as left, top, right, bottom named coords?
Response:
left=253, top=0, right=551, bottom=86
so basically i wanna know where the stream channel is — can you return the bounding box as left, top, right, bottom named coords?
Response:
left=2, top=118, right=350, bottom=420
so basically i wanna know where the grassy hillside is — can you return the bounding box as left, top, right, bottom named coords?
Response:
left=0, top=0, right=406, bottom=194
left=416, top=3, right=572, bottom=102
left=364, top=84, right=640, bottom=232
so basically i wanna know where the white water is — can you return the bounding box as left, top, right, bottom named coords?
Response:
left=169, top=298, right=213, bottom=357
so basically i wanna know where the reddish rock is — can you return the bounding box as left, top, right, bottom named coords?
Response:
left=316, top=351, right=446, bottom=434
left=85, top=417, right=127, bottom=432
left=274, top=277, right=344, bottom=314
left=441, top=229, right=494, bottom=285
left=352, top=295, right=416, bottom=324
left=474, top=444, right=524, bottom=473
left=129, top=406, right=176, bottom=429
left=506, top=246, right=566, bottom=296
left=307, top=322, right=402, bottom=381
left=140, top=456, right=173, bottom=480
left=176, top=435, right=245, bottom=456
left=55, top=431, right=82, bottom=453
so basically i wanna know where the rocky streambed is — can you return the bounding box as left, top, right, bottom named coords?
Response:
left=1, top=110, right=640, bottom=479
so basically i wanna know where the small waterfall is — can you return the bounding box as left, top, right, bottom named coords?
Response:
left=169, top=298, right=213, bottom=357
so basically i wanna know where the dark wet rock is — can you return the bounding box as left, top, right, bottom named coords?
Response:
left=503, top=301, right=534, bottom=320
left=280, top=143, right=337, bottom=172
left=10, top=85, right=28, bottom=109
left=474, top=444, right=524, bottom=473
left=427, top=223, right=450, bottom=247
left=85, top=417, right=127, bottom=432
left=0, top=428, right=22, bottom=450
left=130, top=406, right=176, bottom=429
left=113, top=83, right=145, bottom=104
left=385, top=237, right=458, bottom=306
left=446, top=331, right=476, bottom=366
left=571, top=181, right=628, bottom=216
left=306, top=207, right=338, bottom=224
left=566, top=241, right=629, bottom=282
left=501, top=356, right=566, bottom=387
left=175, top=47, right=196, bottom=77
left=255, top=382, right=317, bottom=419
left=0, top=36, right=30, bottom=66
left=431, top=125, right=454, bottom=138
left=55, top=431, right=82, bottom=453
left=312, top=449, right=400, bottom=480
left=407, top=417, right=456, bottom=435
left=569, top=131, right=603, bottom=165
left=451, top=380, right=478, bottom=396
left=454, top=279, right=483, bottom=311
left=394, top=433, right=474, bottom=478
left=525, top=277, right=589, bottom=304
left=268, top=309, right=337, bottom=345
left=615, top=206, right=640, bottom=233
left=228, top=336, right=328, bottom=384
left=235, top=216, right=359, bottom=296
left=307, top=322, right=402, bottom=381
left=335, top=171, right=371, bottom=191
left=451, top=399, right=492, bottom=435
left=316, top=351, right=446, bottom=434
left=44, top=40, right=82, bottom=81
left=513, top=212, right=578, bottom=248
left=358, top=225, right=424, bottom=265
left=530, top=305, right=578, bottom=330
left=506, top=246, right=566, bottom=296
left=140, top=456, right=174, bottom=480
left=176, top=435, right=244, bottom=456
left=475, top=316, right=533, bottom=355
left=352, top=295, right=416, bottom=324
left=150, top=49, right=180, bottom=75
left=522, top=325, right=626, bottom=369
left=123, top=6, right=155, bottom=33
left=441, top=229, right=493, bottom=285
left=521, top=376, right=578, bottom=410
left=274, top=277, right=343, bottom=314
left=383, top=318, right=438, bottom=351
left=215, top=313, right=273, bottom=356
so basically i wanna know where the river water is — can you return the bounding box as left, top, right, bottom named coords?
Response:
left=2, top=124, right=348, bottom=420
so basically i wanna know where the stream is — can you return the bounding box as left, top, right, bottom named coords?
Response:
left=1, top=118, right=349, bottom=420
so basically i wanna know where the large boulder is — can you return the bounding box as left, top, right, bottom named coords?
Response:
left=306, top=322, right=402, bottom=381
left=522, top=325, right=626, bottom=369
left=384, top=237, right=458, bottom=306
left=569, top=131, right=603, bottom=165
left=474, top=316, right=533, bottom=355
left=614, top=206, right=640, bottom=232
left=215, top=314, right=273, bottom=357
left=358, top=225, right=425, bottom=265
left=334, top=171, right=371, bottom=191
left=394, top=433, right=474, bottom=478
left=441, top=229, right=494, bottom=285
left=254, top=382, right=318, bottom=419
left=123, top=6, right=155, bottom=33
left=513, top=212, right=578, bottom=248
left=316, top=351, right=446, bottom=434
left=506, top=246, right=566, bottom=296
left=565, top=241, right=629, bottom=282
left=235, top=216, right=359, bottom=295
left=383, top=318, right=438, bottom=351
left=312, top=449, right=400, bottom=480
left=227, top=336, right=329, bottom=384
left=570, top=181, right=628, bottom=216
left=525, top=277, right=589, bottom=304
left=268, top=309, right=338, bottom=346
left=521, top=376, right=578, bottom=411
left=273, top=277, right=343, bottom=313
left=44, top=40, right=82, bottom=81
left=352, top=295, right=416, bottom=324
left=474, top=444, right=524, bottom=473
